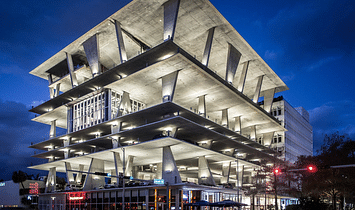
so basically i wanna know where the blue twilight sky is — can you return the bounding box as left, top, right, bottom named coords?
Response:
left=0, top=0, right=354, bottom=180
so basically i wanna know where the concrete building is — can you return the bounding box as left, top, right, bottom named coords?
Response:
left=28, top=0, right=296, bottom=209
left=268, top=96, right=313, bottom=163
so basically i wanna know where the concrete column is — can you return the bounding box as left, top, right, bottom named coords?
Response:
left=65, top=162, right=75, bottom=184
left=201, top=27, right=215, bottom=67
left=63, top=137, right=70, bottom=147
left=66, top=52, right=78, bottom=88
left=198, top=156, right=215, bottom=186
left=197, top=140, right=212, bottom=149
left=162, top=71, right=179, bottom=102
left=250, top=125, right=256, bottom=140
left=198, top=95, right=206, bottom=117
left=125, top=155, right=134, bottom=177
left=117, top=91, right=132, bottom=117
left=112, top=137, right=119, bottom=148
left=49, top=87, right=55, bottom=99
left=234, top=116, right=241, bottom=134
left=163, top=0, right=180, bottom=41
left=54, top=83, right=61, bottom=97
left=114, top=20, right=128, bottom=63
left=110, top=169, right=117, bottom=184
left=253, top=75, right=264, bottom=103
left=83, top=34, right=101, bottom=77
left=83, top=158, right=105, bottom=191
left=237, top=61, right=249, bottom=93
left=49, top=120, right=56, bottom=138
left=263, top=132, right=275, bottom=147
left=236, top=164, right=243, bottom=188
left=225, top=43, right=242, bottom=84
left=47, top=74, right=53, bottom=85
left=220, top=162, right=231, bottom=184
left=113, top=152, right=123, bottom=180
left=263, top=88, right=276, bottom=113
left=75, top=164, right=84, bottom=185
left=64, top=149, right=70, bottom=159
left=162, top=146, right=181, bottom=184
left=45, top=167, right=56, bottom=193
left=221, top=108, right=229, bottom=128
left=111, top=122, right=123, bottom=133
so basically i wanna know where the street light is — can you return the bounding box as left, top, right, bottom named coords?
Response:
left=307, top=165, right=317, bottom=173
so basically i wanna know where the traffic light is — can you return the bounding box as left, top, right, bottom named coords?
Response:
left=307, top=164, right=317, bottom=173
left=273, top=167, right=281, bottom=175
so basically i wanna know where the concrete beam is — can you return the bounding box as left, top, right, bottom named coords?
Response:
left=162, top=71, right=179, bottom=102
left=225, top=43, right=242, bottom=84
left=253, top=75, right=264, bottom=103
left=45, top=167, right=56, bottom=193
left=263, top=88, right=276, bottom=113
left=237, top=61, right=249, bottom=93
left=198, top=156, right=215, bottom=186
left=162, top=146, right=181, bottom=184
left=198, top=95, right=206, bottom=117
left=66, top=52, right=78, bottom=87
left=163, top=0, right=180, bottom=41
left=83, top=158, right=105, bottom=191
left=201, top=27, right=215, bottom=67
left=114, top=20, right=127, bottom=63
left=83, top=34, right=101, bottom=77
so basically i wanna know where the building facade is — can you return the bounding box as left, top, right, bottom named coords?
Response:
left=269, top=97, right=313, bottom=163
left=28, top=0, right=294, bottom=209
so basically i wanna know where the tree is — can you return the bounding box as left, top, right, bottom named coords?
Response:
left=12, top=170, right=28, bottom=189
left=295, top=132, right=355, bottom=210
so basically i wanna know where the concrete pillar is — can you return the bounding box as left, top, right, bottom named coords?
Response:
left=64, top=149, right=70, bottom=159
left=253, top=75, right=264, bottom=103
left=49, top=87, right=55, bottom=99
left=221, top=108, right=229, bottom=128
left=237, top=61, right=249, bottom=93
left=83, top=158, right=105, bottom=191
left=112, top=137, right=119, bottom=148
left=45, top=167, right=56, bottom=193
left=236, top=164, right=243, bottom=188
left=163, top=0, right=180, bottom=41
left=83, top=34, right=101, bottom=77
left=162, top=71, right=179, bottom=102
left=263, top=132, right=275, bottom=147
left=49, top=120, right=56, bottom=138
left=225, top=43, right=242, bottom=84
left=125, top=155, right=134, bottom=177
left=197, top=140, right=212, bottom=149
left=54, top=83, right=61, bottom=97
left=162, top=146, right=181, bottom=184
left=250, top=125, right=256, bottom=141
left=114, top=20, right=128, bottom=63
left=65, top=162, right=75, bottom=184
left=47, top=74, right=53, bottom=85
left=63, top=137, right=70, bottom=147
left=75, top=164, right=84, bottom=185
left=220, top=162, right=231, bottom=184
left=113, top=152, right=123, bottom=181
left=201, top=27, right=215, bottom=67
left=198, top=156, right=215, bottom=186
left=66, top=52, right=78, bottom=88
left=111, top=122, right=123, bottom=133
left=234, top=116, right=241, bottom=134
left=116, top=91, right=132, bottom=117
left=198, top=95, right=206, bottom=117
left=263, top=88, right=276, bottom=113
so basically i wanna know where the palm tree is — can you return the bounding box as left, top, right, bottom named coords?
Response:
left=12, top=170, right=27, bottom=189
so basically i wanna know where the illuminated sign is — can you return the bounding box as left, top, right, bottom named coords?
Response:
left=154, top=179, right=164, bottom=184
left=69, top=197, right=84, bottom=200
left=29, top=182, right=39, bottom=194
left=0, top=182, right=5, bottom=187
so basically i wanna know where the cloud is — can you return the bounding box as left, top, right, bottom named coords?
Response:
left=0, top=99, right=50, bottom=180
left=309, top=100, right=355, bottom=153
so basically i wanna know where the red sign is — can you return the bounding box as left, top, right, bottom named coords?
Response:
left=29, top=182, right=39, bottom=194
